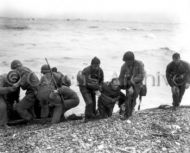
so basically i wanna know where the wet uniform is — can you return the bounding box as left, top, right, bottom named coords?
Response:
left=98, top=82, right=126, bottom=118
left=166, top=60, right=190, bottom=106
left=0, top=74, right=20, bottom=126
left=119, top=60, right=145, bottom=118
left=79, top=66, right=104, bottom=119
left=15, top=66, right=40, bottom=121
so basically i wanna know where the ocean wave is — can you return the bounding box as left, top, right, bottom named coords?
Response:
left=1, top=25, right=29, bottom=30
left=88, top=26, right=99, bottom=29
left=144, top=33, right=156, bottom=39
left=136, top=47, right=175, bottom=58
left=117, top=27, right=144, bottom=32
left=151, top=29, right=170, bottom=32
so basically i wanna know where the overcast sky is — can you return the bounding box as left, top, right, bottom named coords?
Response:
left=0, top=0, right=189, bottom=22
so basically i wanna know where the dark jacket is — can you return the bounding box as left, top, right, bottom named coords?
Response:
left=49, top=85, right=79, bottom=106
left=16, top=66, right=39, bottom=92
left=40, top=72, right=63, bottom=88
left=0, top=74, right=20, bottom=103
left=119, top=60, right=145, bottom=93
left=166, top=60, right=190, bottom=87
left=99, top=82, right=122, bottom=105
left=81, top=66, right=104, bottom=89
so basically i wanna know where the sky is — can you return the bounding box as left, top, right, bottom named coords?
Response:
left=0, top=0, right=189, bottom=22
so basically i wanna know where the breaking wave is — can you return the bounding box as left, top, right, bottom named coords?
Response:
left=1, top=25, right=29, bottom=30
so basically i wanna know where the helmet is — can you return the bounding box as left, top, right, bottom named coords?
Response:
left=51, top=67, right=57, bottom=72
left=41, top=64, right=50, bottom=74
left=91, top=57, right=100, bottom=65
left=11, top=60, right=22, bottom=70
left=6, top=70, right=20, bottom=85
left=62, top=75, right=71, bottom=87
left=122, top=51, right=135, bottom=62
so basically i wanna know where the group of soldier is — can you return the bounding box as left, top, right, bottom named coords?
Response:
left=0, top=51, right=190, bottom=128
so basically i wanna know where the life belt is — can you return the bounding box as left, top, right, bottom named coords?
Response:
left=172, top=74, right=186, bottom=86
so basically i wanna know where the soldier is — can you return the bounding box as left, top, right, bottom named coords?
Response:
left=78, top=57, right=104, bottom=122
left=166, top=53, right=190, bottom=108
left=0, top=71, right=20, bottom=128
left=38, top=64, right=79, bottom=123
left=51, top=67, right=71, bottom=87
left=38, top=64, right=63, bottom=118
left=119, top=51, right=145, bottom=120
left=11, top=60, right=40, bottom=121
left=49, top=85, right=80, bottom=123
left=97, top=78, right=126, bottom=118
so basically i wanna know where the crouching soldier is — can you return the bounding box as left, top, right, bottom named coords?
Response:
left=98, top=78, right=126, bottom=118
left=51, top=67, right=71, bottom=87
left=38, top=64, right=63, bottom=118
left=11, top=60, right=40, bottom=121
left=119, top=51, right=145, bottom=120
left=0, top=71, right=20, bottom=128
left=78, top=57, right=104, bottom=122
left=166, top=53, right=190, bottom=108
left=49, top=85, right=79, bottom=123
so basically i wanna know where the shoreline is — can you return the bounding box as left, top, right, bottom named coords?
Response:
left=1, top=106, right=190, bottom=152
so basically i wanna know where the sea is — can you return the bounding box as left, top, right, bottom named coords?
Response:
left=0, top=17, right=189, bottom=115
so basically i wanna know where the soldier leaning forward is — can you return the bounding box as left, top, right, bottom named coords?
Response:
left=0, top=71, right=20, bottom=128
left=11, top=60, right=40, bottom=121
left=166, top=53, right=190, bottom=108
left=38, top=64, right=79, bottom=123
left=49, top=85, right=79, bottom=123
left=78, top=57, right=104, bottom=121
left=98, top=78, right=126, bottom=118
left=119, top=51, right=145, bottom=120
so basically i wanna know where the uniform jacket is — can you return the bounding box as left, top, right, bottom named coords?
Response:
left=16, top=66, right=39, bottom=92
left=99, top=82, right=123, bottom=106
left=166, top=60, right=190, bottom=87
left=0, top=74, right=20, bottom=103
left=119, top=60, right=145, bottom=93
left=81, top=66, right=104, bottom=90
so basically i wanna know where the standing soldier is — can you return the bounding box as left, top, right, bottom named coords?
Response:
left=166, top=53, right=190, bottom=109
left=11, top=60, right=40, bottom=121
left=119, top=51, right=145, bottom=120
left=78, top=57, right=104, bottom=122
left=0, top=71, right=20, bottom=128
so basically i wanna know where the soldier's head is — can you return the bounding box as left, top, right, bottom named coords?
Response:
left=52, top=67, right=57, bottom=72
left=123, top=51, right=135, bottom=66
left=41, top=64, right=50, bottom=74
left=11, top=60, right=22, bottom=70
left=62, top=75, right=71, bottom=87
left=91, top=57, right=100, bottom=70
left=6, top=70, right=20, bottom=85
left=172, top=53, right=181, bottom=65
left=110, top=78, right=120, bottom=90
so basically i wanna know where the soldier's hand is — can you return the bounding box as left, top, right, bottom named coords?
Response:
left=179, top=74, right=184, bottom=79
left=8, top=86, right=17, bottom=92
left=185, top=83, right=190, bottom=89
left=112, top=97, right=119, bottom=103
left=13, top=101, right=17, bottom=110
left=172, top=86, right=179, bottom=94
left=53, top=90, right=58, bottom=93
left=130, top=78, right=135, bottom=85
left=95, top=91, right=101, bottom=97
left=12, top=82, right=20, bottom=88
left=128, top=86, right=134, bottom=95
